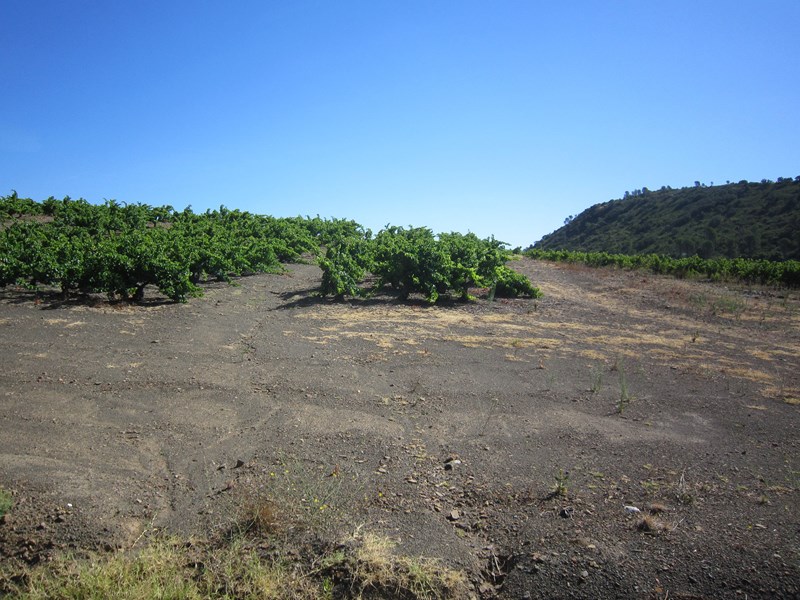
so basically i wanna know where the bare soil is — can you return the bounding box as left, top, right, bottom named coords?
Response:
left=1, top=259, right=798, bottom=599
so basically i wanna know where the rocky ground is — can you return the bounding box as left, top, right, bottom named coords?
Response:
left=1, top=258, right=798, bottom=598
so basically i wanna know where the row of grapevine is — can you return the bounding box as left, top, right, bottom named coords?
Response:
left=1, top=194, right=542, bottom=304
left=0, top=195, right=318, bottom=302
left=525, top=248, right=800, bottom=288
left=318, top=226, right=541, bottom=303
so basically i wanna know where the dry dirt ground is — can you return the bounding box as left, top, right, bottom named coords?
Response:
left=1, top=258, right=798, bottom=599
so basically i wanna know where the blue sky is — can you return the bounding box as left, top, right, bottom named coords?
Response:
left=2, top=1, right=799, bottom=248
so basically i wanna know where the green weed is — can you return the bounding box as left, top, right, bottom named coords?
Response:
left=551, top=469, right=570, bottom=498
left=640, top=479, right=660, bottom=494
left=0, top=487, right=12, bottom=518
left=262, top=452, right=354, bottom=538
left=589, top=365, right=604, bottom=393
left=615, top=363, right=632, bottom=413
left=675, top=472, right=695, bottom=506
left=0, top=487, right=14, bottom=517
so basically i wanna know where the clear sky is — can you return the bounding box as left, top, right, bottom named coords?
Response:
left=2, top=1, right=799, bottom=248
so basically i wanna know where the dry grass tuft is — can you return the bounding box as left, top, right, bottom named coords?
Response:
left=647, top=502, right=669, bottom=514
left=636, top=515, right=670, bottom=533
left=240, top=496, right=280, bottom=536
left=349, top=532, right=471, bottom=599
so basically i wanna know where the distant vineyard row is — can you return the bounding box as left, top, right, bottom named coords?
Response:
left=318, top=225, right=540, bottom=303
left=525, top=248, right=800, bottom=288
left=0, top=194, right=539, bottom=303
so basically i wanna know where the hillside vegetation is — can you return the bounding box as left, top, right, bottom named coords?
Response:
left=533, top=177, right=800, bottom=260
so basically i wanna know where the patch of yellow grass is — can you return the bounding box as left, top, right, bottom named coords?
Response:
left=3, top=533, right=471, bottom=600
left=579, top=349, right=608, bottom=361
left=288, top=289, right=797, bottom=402
left=532, top=321, right=604, bottom=334
left=748, top=348, right=777, bottom=361
left=723, top=366, right=774, bottom=384
left=351, top=533, right=471, bottom=599
left=583, top=333, right=685, bottom=350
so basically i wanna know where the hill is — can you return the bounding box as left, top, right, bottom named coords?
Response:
left=533, top=177, right=800, bottom=260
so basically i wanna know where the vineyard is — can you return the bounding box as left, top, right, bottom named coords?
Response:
left=0, top=194, right=540, bottom=303
left=5, top=193, right=796, bottom=307
left=525, top=248, right=800, bottom=288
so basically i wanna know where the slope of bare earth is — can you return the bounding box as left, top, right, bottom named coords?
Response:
left=0, top=258, right=798, bottom=599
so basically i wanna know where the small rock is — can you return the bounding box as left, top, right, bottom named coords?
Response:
left=448, top=509, right=460, bottom=521
left=624, top=505, right=641, bottom=514
left=573, top=537, right=593, bottom=548
left=580, top=570, right=589, bottom=578
left=234, top=459, right=245, bottom=469
left=443, top=458, right=462, bottom=471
